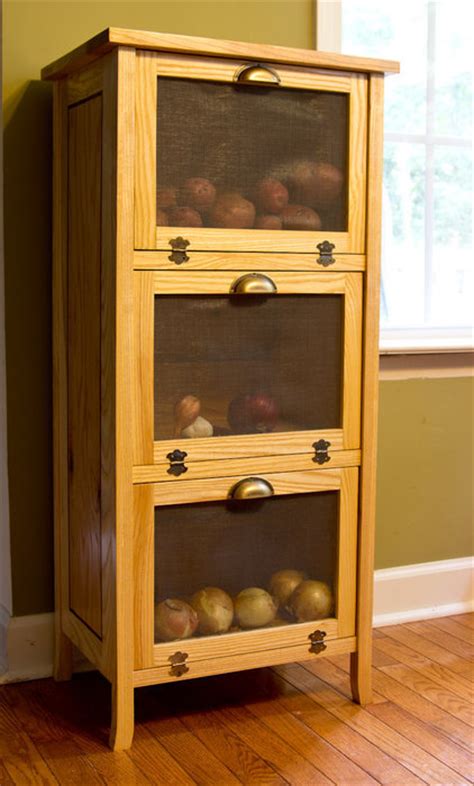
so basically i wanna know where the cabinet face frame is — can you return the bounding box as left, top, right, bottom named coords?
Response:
left=132, top=270, right=363, bottom=471
left=133, top=466, right=358, bottom=675
left=135, top=51, right=368, bottom=253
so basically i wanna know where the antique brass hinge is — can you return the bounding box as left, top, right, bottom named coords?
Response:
left=312, top=439, right=331, bottom=465
left=316, top=240, right=336, bottom=267
left=308, top=630, right=327, bottom=654
left=166, top=449, right=188, bottom=477
left=168, top=651, right=189, bottom=677
left=168, top=236, right=190, bottom=265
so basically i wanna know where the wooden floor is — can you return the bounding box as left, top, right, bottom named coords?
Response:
left=0, top=614, right=473, bottom=785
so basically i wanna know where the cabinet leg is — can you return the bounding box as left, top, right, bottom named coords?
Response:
left=110, top=678, right=135, bottom=751
left=350, top=648, right=372, bottom=705
left=54, top=619, right=73, bottom=682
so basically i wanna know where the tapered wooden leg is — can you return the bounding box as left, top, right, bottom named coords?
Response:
left=109, top=678, right=135, bottom=750
left=54, top=616, right=73, bottom=682
left=350, top=647, right=372, bottom=705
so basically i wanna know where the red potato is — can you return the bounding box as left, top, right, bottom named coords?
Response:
left=255, top=214, right=282, bottom=230
left=209, top=192, right=256, bottom=229
left=156, top=208, right=168, bottom=226
left=168, top=206, right=203, bottom=227
left=281, top=204, right=322, bottom=231
left=288, top=160, right=343, bottom=206
left=156, top=186, right=178, bottom=210
left=254, top=177, right=289, bottom=214
left=179, top=177, right=216, bottom=210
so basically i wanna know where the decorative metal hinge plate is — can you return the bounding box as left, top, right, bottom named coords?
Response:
left=312, top=439, right=331, bottom=465
left=167, top=449, right=188, bottom=477
left=316, top=241, right=336, bottom=267
left=308, top=630, right=327, bottom=654
left=168, top=236, right=190, bottom=265
left=168, top=651, right=189, bottom=677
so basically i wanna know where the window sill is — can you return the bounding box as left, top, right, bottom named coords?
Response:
left=379, top=350, right=473, bottom=380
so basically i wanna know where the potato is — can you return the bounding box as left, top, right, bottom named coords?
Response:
left=254, top=177, right=289, bottom=214
left=168, top=207, right=203, bottom=227
left=209, top=192, right=256, bottom=229
left=156, top=186, right=178, bottom=210
left=288, top=160, right=343, bottom=206
left=179, top=177, right=216, bottom=210
left=156, top=208, right=168, bottom=226
left=281, top=205, right=322, bottom=231
left=255, top=214, right=282, bottom=230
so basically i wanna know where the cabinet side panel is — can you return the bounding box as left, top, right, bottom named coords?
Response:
left=67, top=94, right=103, bottom=636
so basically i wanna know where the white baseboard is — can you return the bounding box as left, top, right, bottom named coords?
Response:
left=1, top=557, right=472, bottom=683
left=373, top=556, right=474, bottom=627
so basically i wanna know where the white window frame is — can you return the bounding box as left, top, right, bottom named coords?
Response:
left=315, top=0, right=474, bottom=355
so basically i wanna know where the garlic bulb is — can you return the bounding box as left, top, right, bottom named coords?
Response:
left=182, top=415, right=213, bottom=439
left=174, top=395, right=200, bottom=437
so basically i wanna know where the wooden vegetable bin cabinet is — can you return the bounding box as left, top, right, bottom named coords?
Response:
left=43, top=28, right=399, bottom=749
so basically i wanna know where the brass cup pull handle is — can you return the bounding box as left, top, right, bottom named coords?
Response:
left=234, top=63, right=281, bottom=86
left=230, top=273, right=278, bottom=295
left=229, top=477, right=275, bottom=500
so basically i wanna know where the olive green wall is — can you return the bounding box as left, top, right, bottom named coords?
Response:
left=3, top=2, right=472, bottom=616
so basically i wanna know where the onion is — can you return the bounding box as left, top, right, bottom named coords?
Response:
left=181, top=415, right=213, bottom=439
left=191, top=587, right=234, bottom=635
left=234, top=588, right=277, bottom=629
left=289, top=580, right=333, bottom=622
left=154, top=598, right=198, bottom=642
left=269, top=569, right=306, bottom=609
left=228, top=393, right=278, bottom=434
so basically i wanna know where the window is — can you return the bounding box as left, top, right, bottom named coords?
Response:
left=341, top=0, right=473, bottom=350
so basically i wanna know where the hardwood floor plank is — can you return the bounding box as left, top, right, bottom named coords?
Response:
left=427, top=617, right=474, bottom=645
left=137, top=713, right=241, bottom=785
left=126, top=725, right=197, bottom=786
left=275, top=663, right=428, bottom=784
left=379, top=662, right=474, bottom=727
left=32, top=739, right=106, bottom=785
left=233, top=670, right=379, bottom=786
left=328, top=653, right=474, bottom=753
left=292, top=660, right=472, bottom=785
left=378, top=624, right=474, bottom=677
left=0, top=732, right=60, bottom=785
left=304, top=657, right=387, bottom=703
left=180, top=710, right=288, bottom=785
left=407, top=621, right=474, bottom=660
left=367, top=700, right=474, bottom=782
left=451, top=613, right=474, bottom=631
left=373, top=635, right=474, bottom=699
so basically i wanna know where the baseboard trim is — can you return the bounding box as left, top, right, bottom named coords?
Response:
left=373, top=556, right=474, bottom=627
left=1, top=557, right=472, bottom=683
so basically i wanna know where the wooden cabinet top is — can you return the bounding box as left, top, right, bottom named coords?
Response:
left=41, top=26, right=400, bottom=81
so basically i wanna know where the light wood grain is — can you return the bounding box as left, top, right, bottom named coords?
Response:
left=134, top=52, right=157, bottom=249
left=151, top=269, right=350, bottom=294
left=67, top=93, right=103, bottom=637
left=134, top=636, right=356, bottom=687
left=67, top=59, right=104, bottom=105
left=42, top=26, right=399, bottom=81
left=153, top=429, right=344, bottom=464
left=350, top=73, right=385, bottom=706
left=133, top=448, right=361, bottom=483
left=336, top=468, right=358, bottom=637
left=132, top=273, right=154, bottom=465
left=52, top=79, right=73, bottom=682
left=133, top=485, right=154, bottom=670
left=63, top=610, right=104, bottom=673
left=153, top=467, right=342, bottom=506
left=342, top=273, right=362, bottom=448
left=102, top=47, right=136, bottom=752
left=133, top=250, right=366, bottom=272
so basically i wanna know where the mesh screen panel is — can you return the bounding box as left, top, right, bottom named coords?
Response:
left=154, top=294, right=343, bottom=440
left=154, top=491, right=338, bottom=641
left=156, top=77, right=348, bottom=232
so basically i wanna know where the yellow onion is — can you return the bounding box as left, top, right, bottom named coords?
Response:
left=154, top=598, right=198, bottom=642
left=269, top=569, right=306, bottom=610
left=191, top=587, right=234, bottom=635
left=234, top=588, right=277, bottom=629
left=174, top=395, right=200, bottom=437
left=289, top=580, right=333, bottom=622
